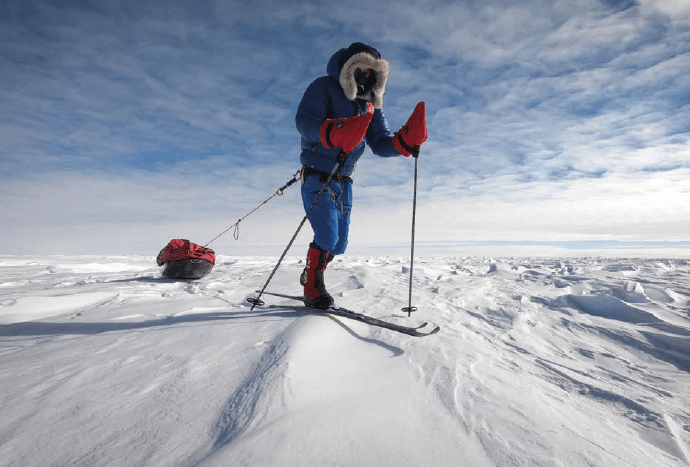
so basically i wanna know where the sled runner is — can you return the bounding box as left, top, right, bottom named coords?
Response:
left=156, top=239, right=215, bottom=280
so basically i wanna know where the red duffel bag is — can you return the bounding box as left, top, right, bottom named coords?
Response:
left=156, top=239, right=215, bottom=279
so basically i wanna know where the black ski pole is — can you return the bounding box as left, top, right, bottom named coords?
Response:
left=248, top=153, right=347, bottom=311
left=402, top=148, right=420, bottom=317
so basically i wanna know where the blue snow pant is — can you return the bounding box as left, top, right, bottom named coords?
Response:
left=301, top=171, right=352, bottom=255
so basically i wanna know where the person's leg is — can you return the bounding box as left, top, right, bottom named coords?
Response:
left=301, top=242, right=334, bottom=309
left=300, top=175, right=341, bottom=308
left=331, top=179, right=352, bottom=255
left=301, top=174, right=339, bottom=252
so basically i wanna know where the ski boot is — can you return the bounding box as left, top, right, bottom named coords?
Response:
left=300, top=242, right=334, bottom=309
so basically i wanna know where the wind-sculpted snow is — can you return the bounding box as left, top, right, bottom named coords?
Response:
left=190, top=324, right=294, bottom=465
left=0, top=254, right=689, bottom=466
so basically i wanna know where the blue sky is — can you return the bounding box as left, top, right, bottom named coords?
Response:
left=1, top=0, right=689, bottom=256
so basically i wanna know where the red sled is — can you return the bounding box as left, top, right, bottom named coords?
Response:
left=156, top=239, right=215, bottom=280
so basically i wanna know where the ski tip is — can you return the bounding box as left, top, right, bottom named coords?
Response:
left=404, top=324, right=440, bottom=337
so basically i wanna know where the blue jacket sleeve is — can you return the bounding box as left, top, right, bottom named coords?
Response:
left=366, top=108, right=401, bottom=158
left=295, top=79, right=328, bottom=144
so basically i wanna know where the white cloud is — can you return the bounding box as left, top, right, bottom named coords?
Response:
left=350, top=167, right=690, bottom=247
left=1, top=0, right=689, bottom=254
left=639, top=0, right=690, bottom=18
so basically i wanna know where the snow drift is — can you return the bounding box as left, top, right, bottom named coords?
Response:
left=1, top=254, right=689, bottom=466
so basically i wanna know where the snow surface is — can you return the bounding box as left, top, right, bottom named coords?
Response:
left=1, top=254, right=689, bottom=466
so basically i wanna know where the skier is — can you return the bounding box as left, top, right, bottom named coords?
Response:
left=295, top=42, right=428, bottom=309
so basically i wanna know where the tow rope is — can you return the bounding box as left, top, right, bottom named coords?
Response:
left=203, top=169, right=301, bottom=248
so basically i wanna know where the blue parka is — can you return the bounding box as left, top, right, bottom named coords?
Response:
left=295, top=46, right=401, bottom=177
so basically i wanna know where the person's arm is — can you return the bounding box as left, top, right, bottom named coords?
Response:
left=296, top=79, right=329, bottom=143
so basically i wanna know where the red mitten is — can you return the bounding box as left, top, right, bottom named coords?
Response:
left=320, top=104, right=374, bottom=154
left=393, top=101, right=427, bottom=157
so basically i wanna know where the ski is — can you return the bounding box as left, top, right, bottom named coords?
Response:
left=249, top=290, right=440, bottom=337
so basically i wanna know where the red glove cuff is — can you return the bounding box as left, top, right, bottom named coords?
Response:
left=393, top=133, right=416, bottom=157
left=320, top=120, right=336, bottom=148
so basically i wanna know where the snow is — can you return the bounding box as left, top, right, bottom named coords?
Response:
left=1, top=254, right=689, bottom=466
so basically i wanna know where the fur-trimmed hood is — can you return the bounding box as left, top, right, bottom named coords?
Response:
left=326, top=43, right=389, bottom=109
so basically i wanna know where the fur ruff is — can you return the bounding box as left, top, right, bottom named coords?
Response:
left=339, top=52, right=389, bottom=109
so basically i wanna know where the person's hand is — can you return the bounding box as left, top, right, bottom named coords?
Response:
left=320, top=103, right=374, bottom=154
left=393, top=101, right=427, bottom=157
